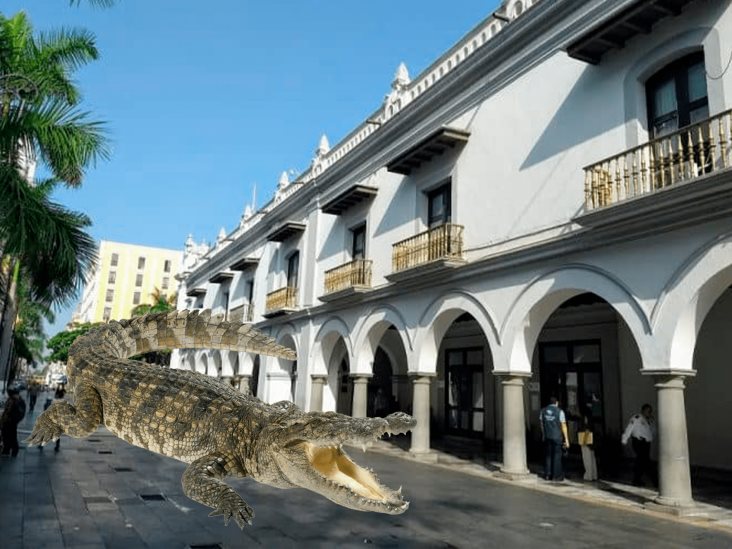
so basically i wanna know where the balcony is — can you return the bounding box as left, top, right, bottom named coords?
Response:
left=321, top=259, right=372, bottom=302
left=228, top=303, right=254, bottom=323
left=584, top=109, right=732, bottom=212
left=264, top=286, right=298, bottom=318
left=387, top=223, right=466, bottom=282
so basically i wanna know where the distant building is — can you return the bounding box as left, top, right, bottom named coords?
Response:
left=72, top=240, right=182, bottom=323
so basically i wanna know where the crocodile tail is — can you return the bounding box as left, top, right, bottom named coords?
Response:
left=71, top=309, right=297, bottom=367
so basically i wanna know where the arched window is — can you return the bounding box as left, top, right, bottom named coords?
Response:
left=646, top=52, right=708, bottom=138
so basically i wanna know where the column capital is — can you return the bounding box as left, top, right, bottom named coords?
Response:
left=641, top=369, right=696, bottom=389
left=350, top=373, right=372, bottom=382
left=310, top=374, right=328, bottom=382
left=407, top=372, right=437, bottom=383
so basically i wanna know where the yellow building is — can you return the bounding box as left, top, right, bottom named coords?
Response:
left=72, top=240, right=182, bottom=323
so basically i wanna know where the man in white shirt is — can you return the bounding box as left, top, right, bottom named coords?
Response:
left=621, top=403, right=657, bottom=487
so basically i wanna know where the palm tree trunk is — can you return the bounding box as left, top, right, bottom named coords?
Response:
left=0, top=258, right=20, bottom=393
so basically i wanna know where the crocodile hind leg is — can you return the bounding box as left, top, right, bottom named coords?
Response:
left=182, top=454, right=254, bottom=529
left=26, top=384, right=103, bottom=446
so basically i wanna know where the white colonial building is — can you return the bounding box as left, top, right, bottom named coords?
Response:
left=172, top=0, right=732, bottom=510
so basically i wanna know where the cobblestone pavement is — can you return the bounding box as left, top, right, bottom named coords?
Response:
left=2, top=408, right=732, bottom=548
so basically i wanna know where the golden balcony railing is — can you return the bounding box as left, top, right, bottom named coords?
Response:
left=324, top=259, right=372, bottom=294
left=392, top=223, right=464, bottom=273
left=585, top=109, right=732, bottom=210
left=265, top=286, right=298, bottom=313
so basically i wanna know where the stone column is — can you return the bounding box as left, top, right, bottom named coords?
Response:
left=409, top=375, right=434, bottom=455
left=351, top=375, right=370, bottom=418
left=310, top=375, right=327, bottom=412
left=497, top=373, right=531, bottom=478
left=238, top=375, right=251, bottom=394
left=646, top=371, right=696, bottom=509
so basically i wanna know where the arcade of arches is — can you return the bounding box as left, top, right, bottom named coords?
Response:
left=175, top=275, right=732, bottom=510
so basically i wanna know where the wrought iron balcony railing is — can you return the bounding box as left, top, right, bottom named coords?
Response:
left=323, top=259, right=372, bottom=295
left=265, top=286, right=298, bottom=313
left=392, top=223, right=464, bottom=273
left=584, top=109, right=732, bottom=210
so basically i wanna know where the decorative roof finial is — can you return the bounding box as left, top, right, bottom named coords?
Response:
left=278, top=170, right=290, bottom=191
left=392, top=62, right=410, bottom=90
left=316, top=134, right=330, bottom=157
left=217, top=227, right=226, bottom=244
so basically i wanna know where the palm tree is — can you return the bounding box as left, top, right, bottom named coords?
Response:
left=131, top=287, right=177, bottom=317
left=0, top=12, right=109, bottom=387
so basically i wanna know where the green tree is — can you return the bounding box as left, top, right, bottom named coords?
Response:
left=0, top=12, right=109, bottom=387
left=46, top=322, right=97, bottom=363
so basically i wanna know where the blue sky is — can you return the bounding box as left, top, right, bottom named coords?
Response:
left=4, top=0, right=499, bottom=336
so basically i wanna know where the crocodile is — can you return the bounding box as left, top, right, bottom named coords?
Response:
left=27, top=310, right=415, bottom=528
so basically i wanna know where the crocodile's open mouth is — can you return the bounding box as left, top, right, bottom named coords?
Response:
left=301, top=442, right=408, bottom=514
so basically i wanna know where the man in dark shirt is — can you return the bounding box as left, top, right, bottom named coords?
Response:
left=539, top=396, right=570, bottom=481
left=1, top=388, right=26, bottom=457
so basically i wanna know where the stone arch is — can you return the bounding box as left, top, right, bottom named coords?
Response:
left=198, top=352, right=208, bottom=375
left=414, top=290, right=501, bottom=374
left=211, top=351, right=222, bottom=377
left=353, top=305, right=412, bottom=375
left=311, top=316, right=354, bottom=376
left=654, top=233, right=732, bottom=371
left=221, top=350, right=237, bottom=377
left=502, top=265, right=651, bottom=373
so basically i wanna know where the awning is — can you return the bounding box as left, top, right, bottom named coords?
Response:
left=386, top=127, right=470, bottom=175
left=208, top=271, right=234, bottom=284
left=321, top=185, right=378, bottom=215
left=229, top=257, right=260, bottom=271
left=266, top=221, right=306, bottom=242
left=567, top=0, right=695, bottom=64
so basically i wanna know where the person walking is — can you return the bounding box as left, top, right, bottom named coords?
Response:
left=1, top=388, right=27, bottom=457
left=622, top=403, right=656, bottom=487
left=540, top=396, right=570, bottom=481
left=27, top=382, right=40, bottom=412
left=578, top=410, right=598, bottom=481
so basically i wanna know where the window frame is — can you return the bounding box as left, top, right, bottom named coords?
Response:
left=286, top=251, right=300, bottom=288
left=350, top=223, right=366, bottom=260
left=426, top=182, right=452, bottom=228
left=646, top=51, right=708, bottom=138
left=137, top=256, right=146, bottom=270
left=135, top=273, right=143, bottom=287
left=110, top=253, right=119, bottom=267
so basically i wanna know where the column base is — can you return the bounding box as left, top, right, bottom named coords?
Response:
left=408, top=449, right=439, bottom=463
left=495, top=468, right=535, bottom=481
left=645, top=497, right=698, bottom=516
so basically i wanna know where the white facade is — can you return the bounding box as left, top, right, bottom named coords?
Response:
left=173, top=0, right=732, bottom=508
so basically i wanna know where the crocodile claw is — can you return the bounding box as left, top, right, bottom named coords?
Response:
left=209, top=494, right=255, bottom=529
left=25, top=415, right=63, bottom=446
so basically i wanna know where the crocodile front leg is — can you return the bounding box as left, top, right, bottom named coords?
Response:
left=182, top=454, right=254, bottom=528
left=26, top=384, right=103, bottom=446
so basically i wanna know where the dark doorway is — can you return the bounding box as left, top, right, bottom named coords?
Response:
left=445, top=348, right=484, bottom=437
left=539, top=341, right=605, bottom=445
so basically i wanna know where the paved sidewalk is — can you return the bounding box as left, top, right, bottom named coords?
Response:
left=367, top=440, right=732, bottom=530
left=2, top=408, right=732, bottom=548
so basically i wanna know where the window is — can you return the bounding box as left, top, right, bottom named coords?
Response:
left=108, top=271, right=116, bottom=284
left=133, top=292, right=141, bottom=305
left=137, top=256, right=146, bottom=270
left=110, top=253, right=119, bottom=267
left=164, top=259, right=171, bottom=273
left=427, top=183, right=452, bottom=227
left=162, top=277, right=169, bottom=290
left=105, top=289, right=114, bottom=302
left=246, top=280, right=254, bottom=303
left=647, top=52, right=708, bottom=138
left=135, top=274, right=143, bottom=287
left=222, top=291, right=230, bottom=321
left=287, top=252, right=300, bottom=288
left=103, top=307, right=111, bottom=321
left=351, top=224, right=366, bottom=260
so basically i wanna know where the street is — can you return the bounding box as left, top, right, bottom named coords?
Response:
left=1, top=408, right=730, bottom=548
